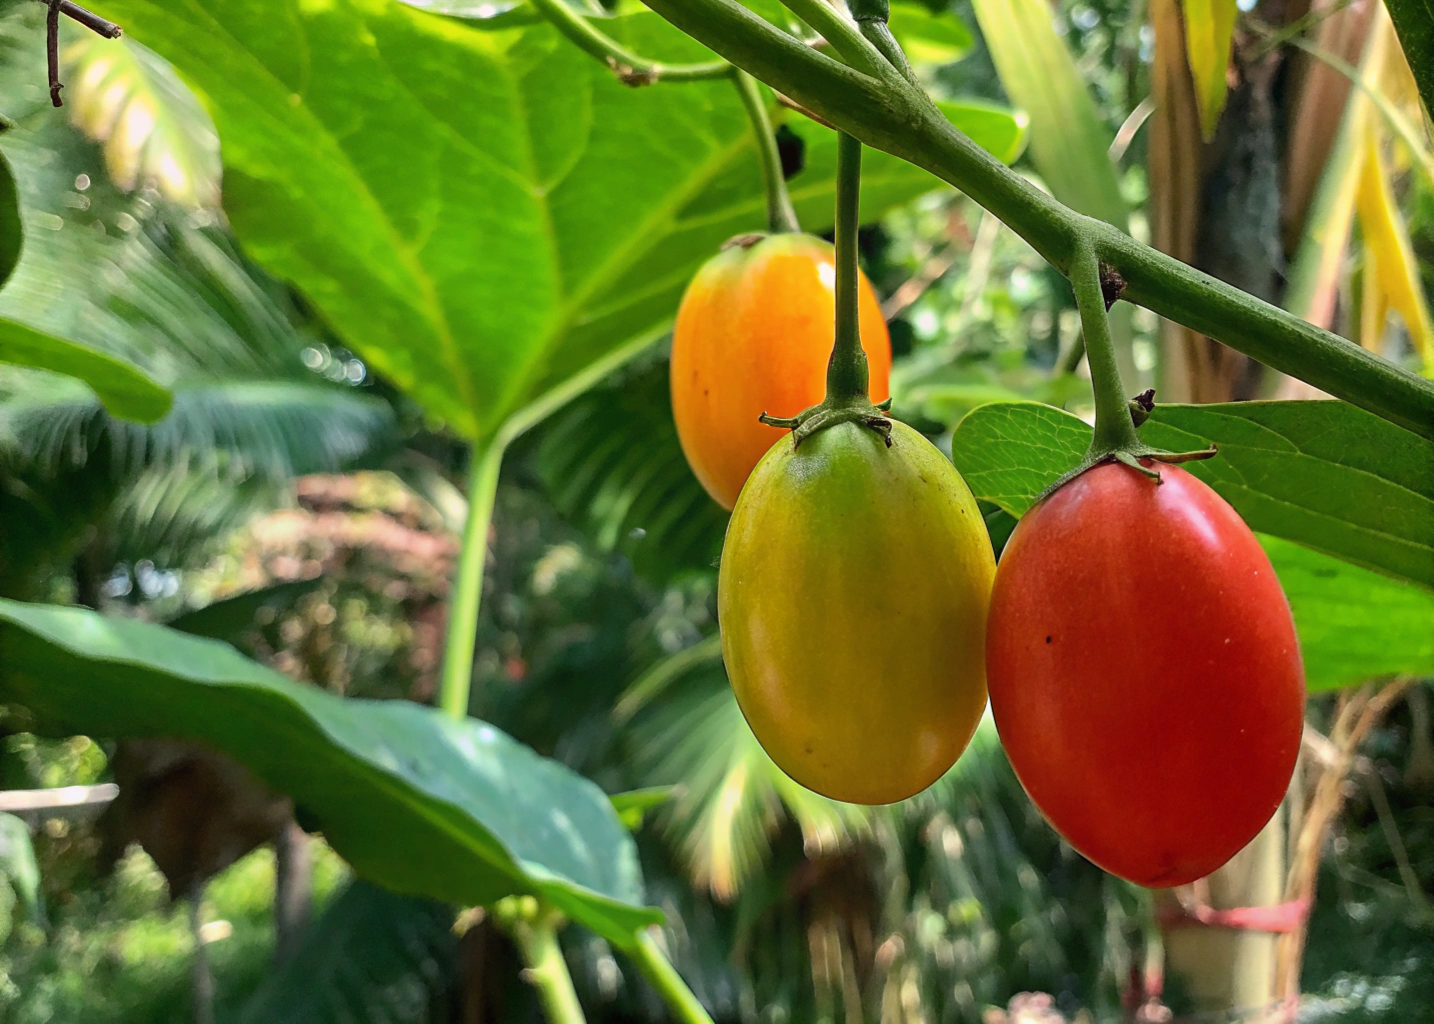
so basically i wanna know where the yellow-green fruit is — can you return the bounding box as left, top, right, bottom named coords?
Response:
left=718, top=419, right=996, bottom=805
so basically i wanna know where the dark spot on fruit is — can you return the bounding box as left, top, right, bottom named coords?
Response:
left=1045, top=636, right=1052, bottom=644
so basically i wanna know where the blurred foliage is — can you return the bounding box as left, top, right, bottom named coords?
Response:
left=0, top=0, right=1429, bottom=1022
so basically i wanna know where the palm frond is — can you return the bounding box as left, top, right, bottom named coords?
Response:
left=532, top=354, right=726, bottom=586
left=625, top=662, right=870, bottom=902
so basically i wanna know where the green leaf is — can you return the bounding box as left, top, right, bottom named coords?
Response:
left=888, top=2, right=973, bottom=66
left=101, top=0, right=944, bottom=443
left=63, top=33, right=222, bottom=208
left=948, top=400, right=1434, bottom=689
left=1385, top=0, right=1434, bottom=122
left=0, top=318, right=172, bottom=422
left=1181, top=0, right=1238, bottom=138
left=935, top=98, right=1029, bottom=166
left=950, top=400, right=1434, bottom=589
left=968, top=0, right=1127, bottom=229
left=0, top=150, right=20, bottom=289
left=0, top=601, right=660, bottom=946
left=240, top=880, right=458, bottom=1024
left=1261, top=535, right=1434, bottom=692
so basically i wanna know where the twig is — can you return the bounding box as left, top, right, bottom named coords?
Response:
left=34, top=0, right=123, bottom=109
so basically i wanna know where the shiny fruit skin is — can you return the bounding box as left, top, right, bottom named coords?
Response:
left=719, top=420, right=995, bottom=805
left=671, top=234, right=891, bottom=511
left=986, top=462, right=1305, bottom=887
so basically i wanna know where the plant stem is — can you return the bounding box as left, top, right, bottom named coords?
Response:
left=630, top=928, right=716, bottom=1024
left=730, top=69, right=800, bottom=233
left=825, top=132, right=871, bottom=404
left=529, top=0, right=729, bottom=82
left=511, top=909, right=588, bottom=1024
left=438, top=433, right=505, bottom=720
left=637, top=0, right=1434, bottom=441
left=1071, top=243, right=1139, bottom=454
left=773, top=0, right=891, bottom=79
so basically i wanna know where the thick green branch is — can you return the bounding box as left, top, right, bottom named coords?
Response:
left=639, top=0, right=1434, bottom=441
left=530, top=0, right=728, bottom=83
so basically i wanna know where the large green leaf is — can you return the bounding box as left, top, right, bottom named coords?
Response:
left=1262, top=535, right=1434, bottom=692
left=949, top=400, right=1434, bottom=588
left=0, top=600, right=659, bottom=946
left=98, top=0, right=949, bottom=443
left=948, top=400, right=1434, bottom=689
left=240, top=880, right=458, bottom=1024
left=888, top=2, right=973, bottom=67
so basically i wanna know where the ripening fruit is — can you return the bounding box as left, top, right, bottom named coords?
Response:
left=719, top=419, right=995, bottom=805
left=986, top=461, right=1305, bottom=887
left=671, top=233, right=891, bottom=511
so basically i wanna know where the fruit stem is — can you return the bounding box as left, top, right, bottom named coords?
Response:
left=497, top=898, right=588, bottom=1024
left=731, top=68, right=801, bottom=234
left=1071, top=242, right=1140, bottom=456
left=826, top=130, right=870, bottom=404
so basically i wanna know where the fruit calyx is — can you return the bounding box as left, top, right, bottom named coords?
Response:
left=1034, top=387, right=1217, bottom=504
left=760, top=395, right=893, bottom=449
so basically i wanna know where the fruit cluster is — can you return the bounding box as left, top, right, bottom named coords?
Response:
left=671, top=231, right=1305, bottom=889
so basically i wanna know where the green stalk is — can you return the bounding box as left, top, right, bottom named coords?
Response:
left=630, top=929, right=716, bottom=1024
left=1071, top=243, right=1139, bottom=454
left=438, top=433, right=505, bottom=720
left=730, top=69, right=800, bottom=233
left=508, top=906, right=587, bottom=1024
left=529, top=0, right=728, bottom=82
left=637, top=0, right=1434, bottom=440
left=827, top=131, right=869, bottom=403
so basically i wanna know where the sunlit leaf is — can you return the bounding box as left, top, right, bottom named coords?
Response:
left=101, top=0, right=948, bottom=444
left=0, top=601, right=659, bottom=946
left=888, top=2, right=973, bottom=67
left=1356, top=123, right=1433, bottom=366
left=1181, top=0, right=1237, bottom=139
left=63, top=32, right=221, bottom=208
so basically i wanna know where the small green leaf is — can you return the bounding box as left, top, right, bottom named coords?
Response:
left=0, top=601, right=659, bottom=946
left=1260, top=535, right=1434, bottom=692
left=610, top=786, right=675, bottom=832
left=888, top=2, right=974, bottom=66
left=0, top=318, right=172, bottom=422
left=1181, top=0, right=1238, bottom=138
left=950, top=400, right=1434, bottom=589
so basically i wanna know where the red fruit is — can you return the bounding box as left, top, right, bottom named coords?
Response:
left=986, top=461, right=1305, bottom=887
